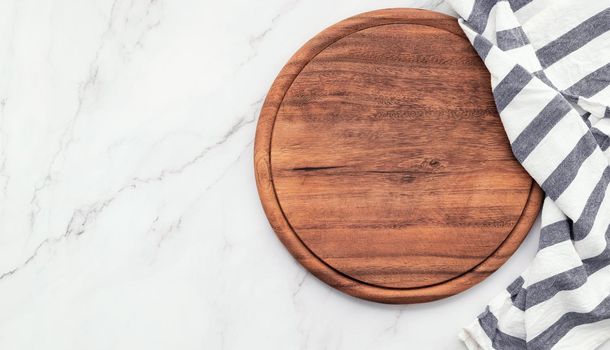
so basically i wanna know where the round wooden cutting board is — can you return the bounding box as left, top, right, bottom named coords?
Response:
left=254, top=8, right=543, bottom=304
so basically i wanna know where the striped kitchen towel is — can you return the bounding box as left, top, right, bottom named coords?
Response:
left=444, top=1, right=610, bottom=349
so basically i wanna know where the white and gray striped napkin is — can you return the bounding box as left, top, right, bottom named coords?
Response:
left=444, top=1, right=610, bottom=349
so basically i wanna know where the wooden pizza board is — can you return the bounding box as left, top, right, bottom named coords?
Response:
left=254, top=8, right=543, bottom=304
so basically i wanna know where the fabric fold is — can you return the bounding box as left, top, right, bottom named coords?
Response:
left=445, top=1, right=610, bottom=349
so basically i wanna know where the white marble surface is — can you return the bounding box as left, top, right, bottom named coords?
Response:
left=0, top=1, right=601, bottom=349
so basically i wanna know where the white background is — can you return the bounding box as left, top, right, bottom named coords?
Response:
left=1, top=0, right=607, bottom=349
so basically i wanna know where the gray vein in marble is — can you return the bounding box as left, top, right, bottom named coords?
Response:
left=64, top=193, right=122, bottom=237
left=131, top=97, right=262, bottom=186
left=29, top=0, right=163, bottom=231
left=0, top=237, right=52, bottom=281
left=183, top=138, right=254, bottom=238
left=383, top=310, right=404, bottom=336
left=369, top=309, right=405, bottom=344
left=0, top=183, right=132, bottom=281
left=240, top=0, right=301, bottom=68
left=143, top=215, right=183, bottom=264
left=135, top=19, right=161, bottom=48
left=28, top=0, right=119, bottom=231
left=292, top=271, right=309, bottom=300
left=1, top=98, right=260, bottom=280
left=125, top=0, right=163, bottom=51
left=249, top=0, right=300, bottom=48
left=222, top=229, right=233, bottom=253
left=156, top=217, right=182, bottom=248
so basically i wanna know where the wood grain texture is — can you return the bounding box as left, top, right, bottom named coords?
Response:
left=254, top=8, right=543, bottom=303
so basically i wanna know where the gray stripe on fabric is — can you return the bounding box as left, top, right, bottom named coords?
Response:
left=585, top=119, right=592, bottom=128
left=521, top=265, right=588, bottom=310
left=533, top=70, right=557, bottom=89
left=511, top=95, right=572, bottom=163
left=539, top=220, right=572, bottom=250
left=542, top=134, right=599, bottom=200
left=512, top=290, right=526, bottom=311
left=514, top=225, right=610, bottom=311
left=583, top=112, right=593, bottom=128
left=592, top=129, right=610, bottom=151
left=467, top=0, right=499, bottom=34
left=527, top=295, right=610, bottom=350
left=497, top=27, right=529, bottom=51
left=573, top=167, right=610, bottom=240
left=605, top=107, right=610, bottom=119
left=473, top=35, right=493, bottom=59
left=507, top=276, right=524, bottom=297
left=507, top=277, right=526, bottom=309
left=564, top=62, right=610, bottom=99
left=507, top=0, right=532, bottom=12
left=478, top=307, right=527, bottom=349
left=537, top=8, right=610, bottom=68
left=583, top=225, right=610, bottom=275
left=563, top=94, right=579, bottom=106
left=493, top=65, right=533, bottom=112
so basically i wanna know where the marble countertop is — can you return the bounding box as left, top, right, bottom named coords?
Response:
left=1, top=0, right=593, bottom=349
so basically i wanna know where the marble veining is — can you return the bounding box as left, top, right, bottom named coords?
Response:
left=0, top=0, right=576, bottom=349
